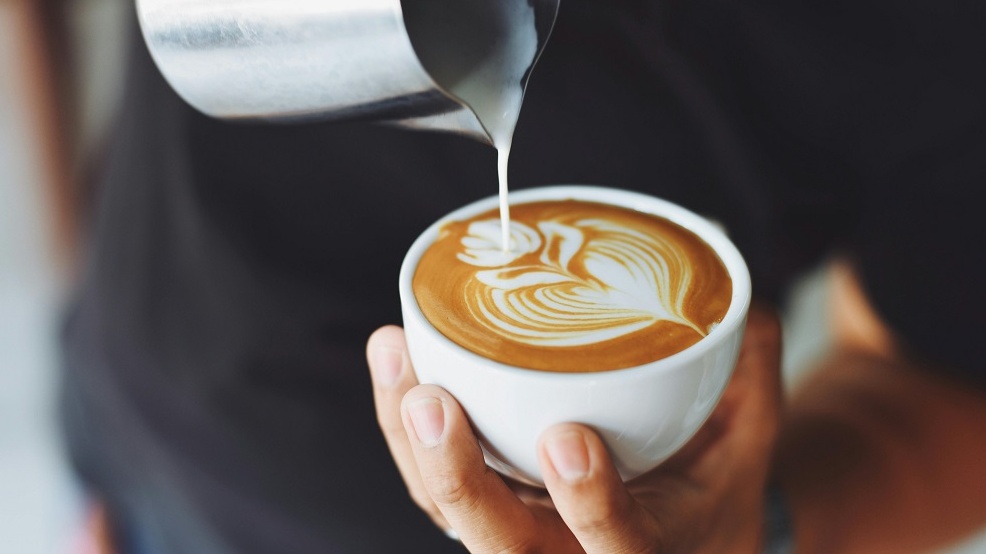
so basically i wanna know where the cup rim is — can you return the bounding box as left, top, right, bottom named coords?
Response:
left=399, top=185, right=752, bottom=382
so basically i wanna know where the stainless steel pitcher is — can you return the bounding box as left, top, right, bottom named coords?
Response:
left=136, top=0, right=560, bottom=145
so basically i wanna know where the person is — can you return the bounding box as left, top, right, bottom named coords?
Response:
left=12, top=0, right=986, bottom=552
left=366, top=3, right=986, bottom=547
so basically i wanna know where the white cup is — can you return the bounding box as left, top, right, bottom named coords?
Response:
left=399, top=186, right=751, bottom=484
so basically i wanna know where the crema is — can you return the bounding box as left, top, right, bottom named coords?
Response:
left=412, top=200, right=732, bottom=372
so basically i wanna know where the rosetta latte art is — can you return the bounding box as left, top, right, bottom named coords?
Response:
left=458, top=217, right=707, bottom=347
left=413, top=200, right=732, bottom=372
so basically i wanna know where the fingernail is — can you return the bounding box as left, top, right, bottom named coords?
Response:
left=545, top=431, right=589, bottom=481
left=407, top=397, right=445, bottom=447
left=371, top=347, right=403, bottom=387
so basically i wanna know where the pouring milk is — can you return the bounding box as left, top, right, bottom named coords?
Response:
left=403, top=0, right=540, bottom=253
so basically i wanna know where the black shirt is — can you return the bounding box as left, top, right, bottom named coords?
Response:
left=62, top=1, right=986, bottom=552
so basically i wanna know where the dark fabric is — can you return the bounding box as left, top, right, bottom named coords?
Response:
left=62, top=1, right=986, bottom=552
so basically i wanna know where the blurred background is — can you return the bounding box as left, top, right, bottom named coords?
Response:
left=1, top=0, right=127, bottom=551
left=1, top=1, right=984, bottom=553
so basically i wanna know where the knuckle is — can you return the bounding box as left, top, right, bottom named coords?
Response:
left=571, top=497, right=637, bottom=538
left=580, top=499, right=626, bottom=530
left=425, top=469, right=477, bottom=511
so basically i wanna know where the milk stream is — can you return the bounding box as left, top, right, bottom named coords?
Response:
left=497, top=145, right=513, bottom=253
left=439, top=0, right=536, bottom=255
left=402, top=0, right=539, bottom=255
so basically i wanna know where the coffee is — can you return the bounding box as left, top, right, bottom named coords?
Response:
left=413, top=200, right=732, bottom=372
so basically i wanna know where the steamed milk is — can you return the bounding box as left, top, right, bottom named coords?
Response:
left=402, top=0, right=538, bottom=252
left=413, top=201, right=733, bottom=372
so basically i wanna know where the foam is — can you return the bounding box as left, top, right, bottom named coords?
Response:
left=413, top=200, right=733, bottom=372
left=459, top=217, right=704, bottom=347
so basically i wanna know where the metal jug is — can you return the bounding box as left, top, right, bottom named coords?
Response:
left=136, top=0, right=560, bottom=145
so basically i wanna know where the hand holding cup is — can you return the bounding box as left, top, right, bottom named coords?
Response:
left=366, top=303, right=782, bottom=553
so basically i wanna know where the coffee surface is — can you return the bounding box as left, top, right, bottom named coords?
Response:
left=413, top=200, right=732, bottom=372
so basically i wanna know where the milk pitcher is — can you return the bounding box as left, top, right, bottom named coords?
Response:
left=136, top=0, right=560, bottom=145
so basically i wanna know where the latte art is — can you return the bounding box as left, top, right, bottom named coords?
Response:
left=414, top=200, right=732, bottom=372
left=462, top=218, right=706, bottom=347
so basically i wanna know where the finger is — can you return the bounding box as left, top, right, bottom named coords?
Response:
left=667, top=302, right=783, bottom=474
left=727, top=303, right=783, bottom=447
left=732, top=302, right=782, bottom=392
left=403, top=385, right=555, bottom=554
left=366, top=326, right=448, bottom=530
left=539, top=423, right=662, bottom=554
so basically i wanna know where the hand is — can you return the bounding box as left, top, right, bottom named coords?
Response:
left=367, top=304, right=781, bottom=553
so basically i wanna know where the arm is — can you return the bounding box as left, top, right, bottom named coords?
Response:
left=776, top=262, right=986, bottom=553
left=7, top=0, right=76, bottom=266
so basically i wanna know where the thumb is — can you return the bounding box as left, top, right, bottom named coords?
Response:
left=538, top=424, right=663, bottom=554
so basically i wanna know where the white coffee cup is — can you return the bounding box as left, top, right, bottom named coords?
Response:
left=399, top=186, right=751, bottom=485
